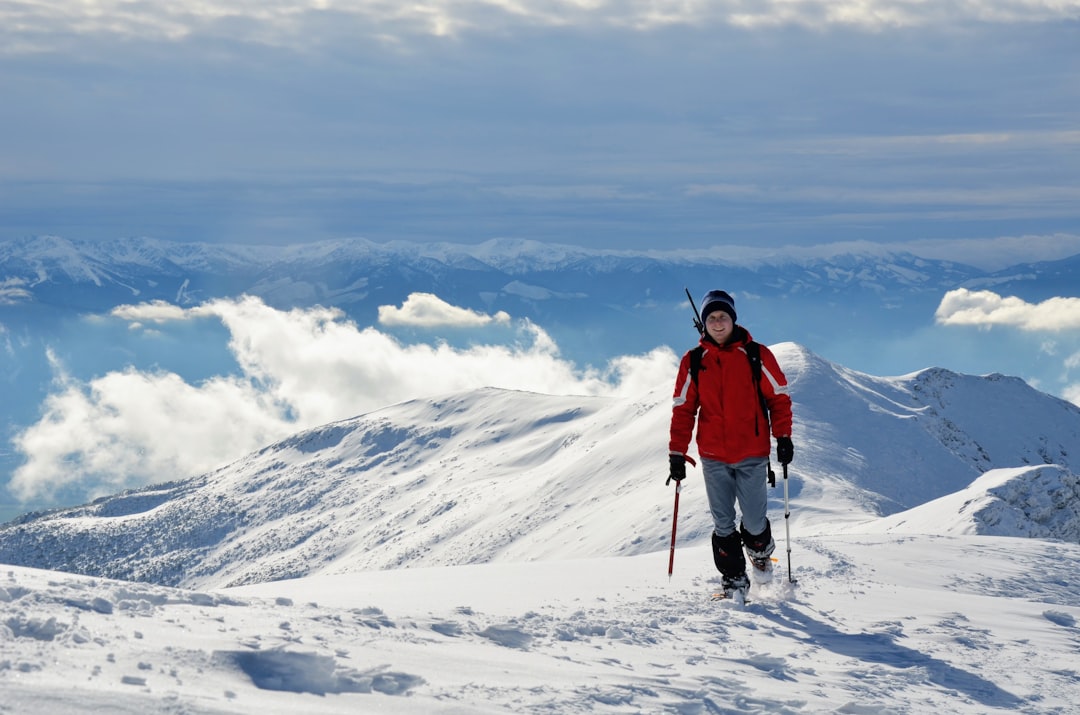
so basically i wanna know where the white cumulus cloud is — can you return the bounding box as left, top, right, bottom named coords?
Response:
left=10, top=350, right=290, bottom=502
left=935, top=289, right=1080, bottom=332
left=111, top=300, right=193, bottom=324
left=1064, top=375, right=1080, bottom=407
left=378, top=292, right=511, bottom=328
left=10, top=295, right=676, bottom=503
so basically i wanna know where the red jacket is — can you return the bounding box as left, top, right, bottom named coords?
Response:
left=669, top=328, right=792, bottom=464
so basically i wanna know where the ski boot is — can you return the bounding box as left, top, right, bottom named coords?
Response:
left=719, top=573, right=750, bottom=603
left=746, top=551, right=774, bottom=584
left=741, top=522, right=776, bottom=585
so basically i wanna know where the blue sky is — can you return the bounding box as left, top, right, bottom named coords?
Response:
left=2, top=1, right=1079, bottom=250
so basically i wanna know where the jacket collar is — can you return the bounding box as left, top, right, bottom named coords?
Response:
left=701, top=325, right=751, bottom=350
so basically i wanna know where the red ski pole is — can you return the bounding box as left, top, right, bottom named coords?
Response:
left=667, top=481, right=681, bottom=578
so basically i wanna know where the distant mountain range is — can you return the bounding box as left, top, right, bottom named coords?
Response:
left=4, top=235, right=1079, bottom=357
left=2, top=343, right=1077, bottom=589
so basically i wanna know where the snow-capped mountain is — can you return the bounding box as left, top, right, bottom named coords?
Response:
left=2, top=343, right=1077, bottom=592
left=2, top=235, right=1068, bottom=332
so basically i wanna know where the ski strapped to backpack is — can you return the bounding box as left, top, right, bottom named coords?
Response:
left=685, top=288, right=776, bottom=487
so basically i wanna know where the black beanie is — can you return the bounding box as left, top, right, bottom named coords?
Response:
left=700, top=290, right=737, bottom=323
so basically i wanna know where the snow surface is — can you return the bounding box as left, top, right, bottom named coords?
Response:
left=2, top=343, right=1080, bottom=713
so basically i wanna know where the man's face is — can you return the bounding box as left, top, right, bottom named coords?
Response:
left=705, top=310, right=734, bottom=344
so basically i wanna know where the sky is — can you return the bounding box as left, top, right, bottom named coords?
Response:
left=2, top=0, right=1080, bottom=520
left=2, top=1, right=1079, bottom=250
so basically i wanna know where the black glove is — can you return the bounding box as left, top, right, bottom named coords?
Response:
left=776, top=436, right=794, bottom=465
left=667, top=454, right=686, bottom=485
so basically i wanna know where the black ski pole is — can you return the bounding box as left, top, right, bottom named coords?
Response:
left=783, top=462, right=797, bottom=584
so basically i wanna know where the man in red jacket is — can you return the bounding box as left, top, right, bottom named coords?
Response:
left=668, top=290, right=793, bottom=600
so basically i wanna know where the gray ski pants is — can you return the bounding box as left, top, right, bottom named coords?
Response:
left=702, top=456, right=770, bottom=537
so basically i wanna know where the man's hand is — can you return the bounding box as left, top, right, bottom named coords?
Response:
left=667, top=453, right=686, bottom=485
left=776, top=436, right=794, bottom=465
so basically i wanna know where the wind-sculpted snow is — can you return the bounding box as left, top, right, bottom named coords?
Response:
left=1, top=346, right=1079, bottom=596
left=844, top=465, right=1080, bottom=541
left=2, top=536, right=1079, bottom=714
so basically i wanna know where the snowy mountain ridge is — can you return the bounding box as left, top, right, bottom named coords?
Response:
left=0, top=234, right=1063, bottom=312
left=843, top=465, right=1080, bottom=540
left=2, top=343, right=1077, bottom=592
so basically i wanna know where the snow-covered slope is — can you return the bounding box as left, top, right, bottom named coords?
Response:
left=785, top=347, right=1080, bottom=516
left=840, top=465, right=1080, bottom=540
left=2, top=535, right=1078, bottom=714
left=2, top=344, right=1077, bottom=592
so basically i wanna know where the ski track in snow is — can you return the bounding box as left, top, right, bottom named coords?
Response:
left=3, top=536, right=1079, bottom=714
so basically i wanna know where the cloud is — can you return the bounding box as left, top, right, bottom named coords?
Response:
left=2, top=0, right=1077, bottom=52
left=2, top=1, right=1078, bottom=72
left=378, top=293, right=511, bottom=328
left=10, top=350, right=290, bottom=502
left=0, top=278, right=32, bottom=305
left=3, top=0, right=1077, bottom=252
left=111, top=300, right=192, bottom=324
left=10, top=295, right=676, bottom=503
left=935, top=289, right=1080, bottom=332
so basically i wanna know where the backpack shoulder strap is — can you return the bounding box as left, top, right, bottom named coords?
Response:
left=745, top=341, right=770, bottom=430
left=745, top=341, right=762, bottom=383
left=689, top=346, right=705, bottom=385
left=745, top=340, right=777, bottom=486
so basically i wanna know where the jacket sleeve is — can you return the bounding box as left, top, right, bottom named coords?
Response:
left=668, top=350, right=699, bottom=456
left=759, top=345, right=793, bottom=438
